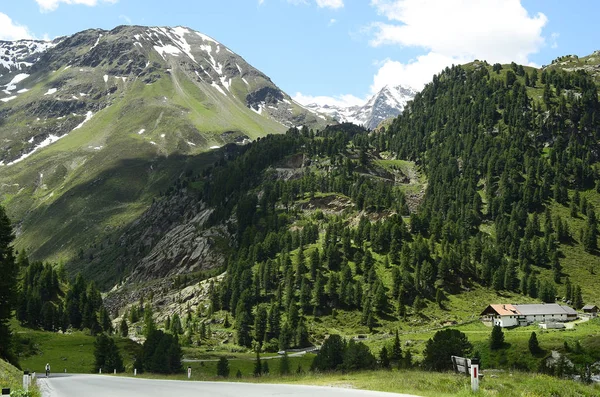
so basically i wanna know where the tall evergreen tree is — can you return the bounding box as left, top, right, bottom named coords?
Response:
left=0, top=206, right=17, bottom=363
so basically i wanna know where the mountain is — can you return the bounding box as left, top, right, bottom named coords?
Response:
left=304, top=85, right=417, bottom=130
left=0, top=39, right=59, bottom=74
left=95, top=58, right=600, bottom=350
left=0, top=25, right=327, bottom=265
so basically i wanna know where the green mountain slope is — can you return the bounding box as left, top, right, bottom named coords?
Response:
left=88, top=58, right=600, bottom=362
left=0, top=25, right=328, bottom=264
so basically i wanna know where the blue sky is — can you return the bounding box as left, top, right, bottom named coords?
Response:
left=1, top=0, right=599, bottom=107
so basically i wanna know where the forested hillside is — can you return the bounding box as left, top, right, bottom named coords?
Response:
left=99, top=60, right=600, bottom=354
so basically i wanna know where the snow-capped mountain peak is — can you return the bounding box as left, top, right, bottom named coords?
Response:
left=303, top=85, right=417, bottom=130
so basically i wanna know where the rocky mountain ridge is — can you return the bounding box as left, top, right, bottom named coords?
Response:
left=0, top=25, right=327, bottom=269
left=304, top=84, right=417, bottom=130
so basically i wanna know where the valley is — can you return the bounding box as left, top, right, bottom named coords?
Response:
left=0, top=13, right=600, bottom=397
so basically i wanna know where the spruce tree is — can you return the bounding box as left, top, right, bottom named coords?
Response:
left=0, top=205, right=17, bottom=363
left=279, top=352, right=291, bottom=375
left=253, top=350, right=262, bottom=377
left=391, top=330, right=402, bottom=362
left=119, top=318, right=129, bottom=337
left=217, top=356, right=230, bottom=377
left=490, top=325, right=505, bottom=350
left=528, top=332, right=541, bottom=354
left=379, top=346, right=390, bottom=369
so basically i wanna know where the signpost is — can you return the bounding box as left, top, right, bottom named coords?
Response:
left=23, top=371, right=30, bottom=391
left=451, top=355, right=481, bottom=392
left=187, top=366, right=192, bottom=379
left=470, top=357, right=480, bottom=392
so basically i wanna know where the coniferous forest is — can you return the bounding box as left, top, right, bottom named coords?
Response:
left=3, top=60, right=600, bottom=383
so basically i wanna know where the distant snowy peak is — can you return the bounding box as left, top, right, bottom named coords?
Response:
left=305, top=85, right=417, bottom=130
left=360, top=85, right=417, bottom=129
left=0, top=39, right=57, bottom=73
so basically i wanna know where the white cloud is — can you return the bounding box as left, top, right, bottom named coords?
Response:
left=370, top=0, right=547, bottom=64
left=258, top=0, right=265, bottom=5
left=329, top=18, right=337, bottom=26
left=316, top=0, right=344, bottom=9
left=36, top=0, right=118, bottom=13
left=371, top=53, right=467, bottom=92
left=366, top=0, right=548, bottom=90
left=0, top=13, right=34, bottom=40
left=293, top=92, right=365, bottom=108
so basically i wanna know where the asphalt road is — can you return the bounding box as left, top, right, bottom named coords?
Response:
left=38, top=374, right=420, bottom=397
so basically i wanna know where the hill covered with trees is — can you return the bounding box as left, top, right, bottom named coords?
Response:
left=85, top=59, right=600, bottom=361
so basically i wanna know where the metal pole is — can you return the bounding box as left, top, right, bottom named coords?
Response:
left=471, top=357, right=480, bottom=392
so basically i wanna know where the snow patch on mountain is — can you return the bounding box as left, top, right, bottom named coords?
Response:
left=4, top=73, right=29, bottom=92
left=2, top=134, right=64, bottom=166
left=90, top=34, right=102, bottom=51
left=154, top=44, right=182, bottom=60
left=0, top=40, right=56, bottom=72
left=73, top=111, right=94, bottom=130
left=211, top=81, right=226, bottom=96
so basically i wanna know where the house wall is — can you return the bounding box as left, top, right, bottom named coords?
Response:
left=524, top=313, right=567, bottom=323
left=494, top=315, right=518, bottom=327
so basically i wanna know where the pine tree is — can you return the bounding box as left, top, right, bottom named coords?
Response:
left=391, top=330, right=402, bottom=362
left=490, top=325, right=505, bottom=350
left=217, top=356, right=230, bottom=377
left=253, top=350, right=262, bottom=377
left=223, top=313, right=230, bottom=328
left=528, top=332, right=541, bottom=354
left=119, top=318, right=129, bottom=337
left=379, top=346, right=390, bottom=369
left=170, top=313, right=183, bottom=335
left=573, top=285, right=583, bottom=309
left=279, top=352, right=291, bottom=375
left=0, top=205, right=17, bottom=363
left=143, top=306, right=156, bottom=337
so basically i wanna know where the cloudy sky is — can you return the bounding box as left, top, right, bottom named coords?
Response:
left=1, top=0, right=599, bottom=107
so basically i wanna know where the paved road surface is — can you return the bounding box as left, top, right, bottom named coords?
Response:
left=38, top=374, right=420, bottom=397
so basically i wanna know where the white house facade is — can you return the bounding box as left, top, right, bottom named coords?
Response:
left=481, top=303, right=578, bottom=328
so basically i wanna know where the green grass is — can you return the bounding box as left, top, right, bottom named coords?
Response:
left=0, top=358, right=40, bottom=397
left=269, top=369, right=600, bottom=397
left=12, top=317, right=600, bottom=396
left=15, top=326, right=140, bottom=375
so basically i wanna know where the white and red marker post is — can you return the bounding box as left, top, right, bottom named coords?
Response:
left=470, top=357, right=480, bottom=392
